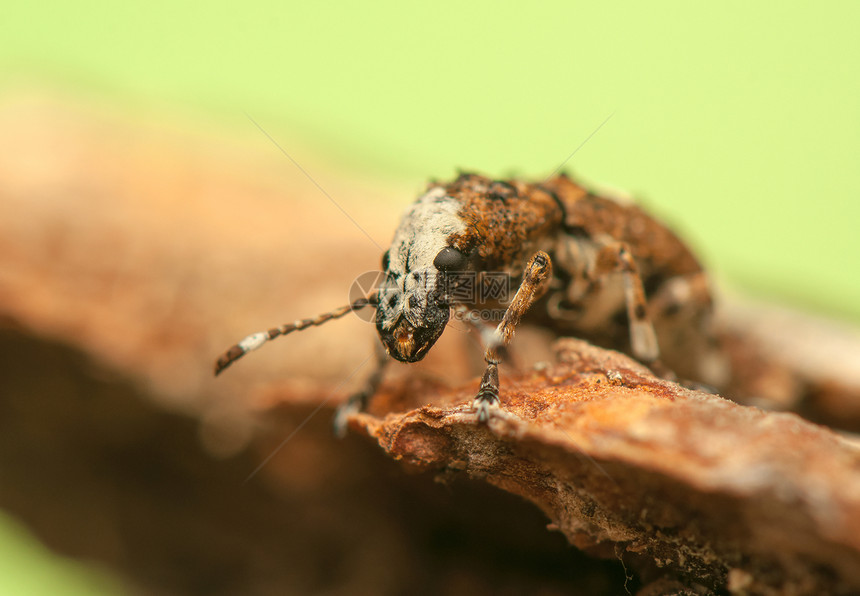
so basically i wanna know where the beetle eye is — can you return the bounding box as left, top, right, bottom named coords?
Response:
left=381, top=250, right=390, bottom=271
left=433, top=247, right=468, bottom=271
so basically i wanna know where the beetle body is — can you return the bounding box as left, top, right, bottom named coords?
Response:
left=375, top=172, right=726, bottom=389
left=216, top=172, right=729, bottom=426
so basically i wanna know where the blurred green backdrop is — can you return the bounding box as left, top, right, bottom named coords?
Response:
left=1, top=1, right=858, bottom=593
left=4, top=1, right=859, bottom=318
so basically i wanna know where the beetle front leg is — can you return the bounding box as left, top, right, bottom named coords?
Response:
left=333, top=340, right=390, bottom=437
left=474, top=251, right=553, bottom=422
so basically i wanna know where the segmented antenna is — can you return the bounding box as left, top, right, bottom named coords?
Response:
left=214, top=293, right=377, bottom=375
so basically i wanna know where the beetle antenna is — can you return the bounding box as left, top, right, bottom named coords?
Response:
left=214, top=292, right=378, bottom=375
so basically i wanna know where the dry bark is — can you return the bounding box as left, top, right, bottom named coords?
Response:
left=2, top=95, right=860, bottom=595
left=353, top=339, right=860, bottom=594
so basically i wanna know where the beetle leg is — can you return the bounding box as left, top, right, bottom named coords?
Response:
left=333, top=339, right=390, bottom=437
left=648, top=272, right=730, bottom=389
left=474, top=251, right=553, bottom=422
left=593, top=242, right=659, bottom=363
left=647, top=271, right=712, bottom=319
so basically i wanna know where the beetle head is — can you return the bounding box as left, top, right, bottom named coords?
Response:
left=374, top=187, right=472, bottom=362
left=375, top=243, right=474, bottom=362
left=375, top=264, right=448, bottom=362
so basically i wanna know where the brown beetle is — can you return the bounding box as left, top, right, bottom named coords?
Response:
left=215, top=172, right=728, bottom=431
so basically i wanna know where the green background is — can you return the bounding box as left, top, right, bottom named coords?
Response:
left=2, top=2, right=858, bottom=593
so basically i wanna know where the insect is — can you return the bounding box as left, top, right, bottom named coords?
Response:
left=215, top=172, right=730, bottom=432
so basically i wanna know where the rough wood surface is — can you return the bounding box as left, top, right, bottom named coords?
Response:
left=354, top=339, right=860, bottom=594
left=2, top=96, right=860, bottom=595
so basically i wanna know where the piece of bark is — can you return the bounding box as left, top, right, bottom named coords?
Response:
left=3, top=95, right=860, bottom=595
left=352, top=338, right=860, bottom=594
left=5, top=324, right=650, bottom=596
left=1, top=96, right=635, bottom=595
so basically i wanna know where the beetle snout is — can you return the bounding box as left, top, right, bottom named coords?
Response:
left=378, top=312, right=447, bottom=363
left=386, top=318, right=413, bottom=357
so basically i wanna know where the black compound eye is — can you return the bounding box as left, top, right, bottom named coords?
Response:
left=433, top=247, right=468, bottom=271
left=381, top=250, right=390, bottom=271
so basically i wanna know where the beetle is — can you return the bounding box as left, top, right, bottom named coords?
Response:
left=215, top=172, right=730, bottom=432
